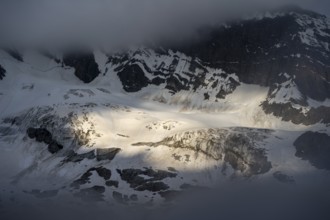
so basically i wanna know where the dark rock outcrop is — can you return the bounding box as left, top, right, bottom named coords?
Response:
left=71, top=167, right=112, bottom=189
left=34, top=128, right=52, bottom=144
left=26, top=127, right=63, bottom=154
left=0, top=65, right=6, bottom=80
left=48, top=142, right=63, bottom=154
left=262, top=102, right=330, bottom=125
left=95, top=148, right=121, bottom=161
left=63, top=53, right=100, bottom=83
left=93, top=167, right=112, bottom=180
left=165, top=75, right=189, bottom=93
left=117, top=168, right=177, bottom=192
left=27, top=127, right=36, bottom=139
left=110, top=51, right=240, bottom=99
left=64, top=148, right=121, bottom=163
left=105, top=180, right=119, bottom=188
left=117, top=64, right=150, bottom=92
left=64, top=150, right=96, bottom=163
left=135, top=182, right=169, bottom=192
left=71, top=170, right=94, bottom=189
left=294, top=131, right=330, bottom=170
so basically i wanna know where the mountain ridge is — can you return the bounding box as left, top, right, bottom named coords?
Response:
left=0, top=6, right=329, bottom=207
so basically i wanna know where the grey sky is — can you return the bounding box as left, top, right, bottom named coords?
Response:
left=302, top=0, right=330, bottom=17
left=0, top=0, right=329, bottom=51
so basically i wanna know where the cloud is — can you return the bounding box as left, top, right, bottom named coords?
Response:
left=0, top=0, right=324, bottom=51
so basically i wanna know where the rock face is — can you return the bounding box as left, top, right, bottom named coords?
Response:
left=5, top=104, right=103, bottom=150
left=63, top=52, right=100, bottom=83
left=71, top=167, right=112, bottom=189
left=0, top=65, right=5, bottom=80
left=294, top=131, right=330, bottom=170
left=117, top=64, right=150, bottom=92
left=96, top=148, right=121, bottom=161
left=27, top=128, right=52, bottom=143
left=64, top=148, right=121, bottom=163
left=262, top=103, right=330, bottom=125
left=105, top=8, right=330, bottom=125
left=117, top=168, right=177, bottom=192
left=176, top=9, right=330, bottom=101
left=48, top=142, right=64, bottom=154
left=26, top=127, right=63, bottom=154
left=134, top=128, right=272, bottom=176
left=64, top=150, right=96, bottom=163
left=109, top=49, right=240, bottom=101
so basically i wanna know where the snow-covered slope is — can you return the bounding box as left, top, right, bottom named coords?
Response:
left=0, top=7, right=329, bottom=209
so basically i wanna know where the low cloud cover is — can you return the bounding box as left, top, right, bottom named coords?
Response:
left=0, top=0, right=328, bottom=51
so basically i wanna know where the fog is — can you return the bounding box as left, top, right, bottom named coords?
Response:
left=1, top=182, right=329, bottom=220
left=0, top=0, right=328, bottom=51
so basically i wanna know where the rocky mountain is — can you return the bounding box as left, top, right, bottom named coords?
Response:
left=103, top=8, right=330, bottom=125
left=0, top=6, right=330, bottom=212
